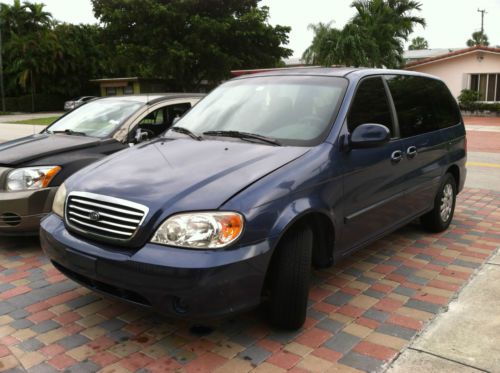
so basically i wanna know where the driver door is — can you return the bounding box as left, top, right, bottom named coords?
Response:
left=340, top=76, right=410, bottom=252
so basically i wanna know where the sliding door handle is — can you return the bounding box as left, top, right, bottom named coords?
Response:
left=391, top=150, right=403, bottom=163
left=407, top=146, right=418, bottom=159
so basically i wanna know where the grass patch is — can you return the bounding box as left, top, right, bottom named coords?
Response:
left=13, top=116, right=61, bottom=125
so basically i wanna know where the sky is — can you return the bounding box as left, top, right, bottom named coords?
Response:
left=1, top=0, right=499, bottom=58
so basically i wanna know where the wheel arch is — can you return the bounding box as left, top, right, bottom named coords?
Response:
left=446, top=164, right=460, bottom=189
left=269, top=201, right=336, bottom=270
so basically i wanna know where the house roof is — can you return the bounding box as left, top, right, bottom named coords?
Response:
left=405, top=46, right=500, bottom=68
left=404, top=48, right=462, bottom=61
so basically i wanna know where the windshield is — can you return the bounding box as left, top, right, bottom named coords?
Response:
left=170, top=75, right=347, bottom=146
left=47, top=99, right=143, bottom=138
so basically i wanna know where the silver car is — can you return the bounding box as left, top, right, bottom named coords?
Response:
left=64, top=96, right=97, bottom=111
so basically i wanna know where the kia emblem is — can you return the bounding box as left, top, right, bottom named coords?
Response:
left=89, top=211, right=100, bottom=222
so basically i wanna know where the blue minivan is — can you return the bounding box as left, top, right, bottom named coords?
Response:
left=40, top=68, right=466, bottom=329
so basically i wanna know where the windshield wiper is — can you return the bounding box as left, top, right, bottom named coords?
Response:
left=169, top=127, right=203, bottom=141
left=48, top=129, right=87, bottom=136
left=203, top=130, right=282, bottom=146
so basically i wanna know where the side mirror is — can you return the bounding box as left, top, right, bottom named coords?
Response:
left=349, top=123, right=391, bottom=149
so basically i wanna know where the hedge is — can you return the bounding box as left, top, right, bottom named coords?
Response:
left=458, top=89, right=500, bottom=113
left=2, top=94, right=67, bottom=112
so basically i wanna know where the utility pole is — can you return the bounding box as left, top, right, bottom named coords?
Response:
left=477, top=8, right=487, bottom=34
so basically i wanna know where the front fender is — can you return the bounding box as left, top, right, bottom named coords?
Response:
left=268, top=198, right=336, bottom=244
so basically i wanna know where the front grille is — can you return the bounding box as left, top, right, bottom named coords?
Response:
left=65, top=192, right=148, bottom=242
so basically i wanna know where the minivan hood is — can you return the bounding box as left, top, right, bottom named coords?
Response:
left=66, top=138, right=310, bottom=213
left=0, top=133, right=103, bottom=166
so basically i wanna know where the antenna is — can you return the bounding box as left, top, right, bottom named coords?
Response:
left=477, top=8, right=487, bottom=33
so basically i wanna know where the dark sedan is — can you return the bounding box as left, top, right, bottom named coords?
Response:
left=0, top=93, right=202, bottom=235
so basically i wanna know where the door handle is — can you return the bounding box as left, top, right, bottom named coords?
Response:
left=407, top=146, right=418, bottom=159
left=391, top=150, right=403, bottom=163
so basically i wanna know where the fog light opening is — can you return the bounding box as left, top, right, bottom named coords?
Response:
left=173, top=296, right=189, bottom=314
left=1, top=213, right=21, bottom=226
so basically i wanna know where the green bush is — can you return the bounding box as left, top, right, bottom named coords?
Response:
left=458, top=89, right=480, bottom=110
left=458, top=89, right=500, bottom=112
left=2, top=94, right=67, bottom=112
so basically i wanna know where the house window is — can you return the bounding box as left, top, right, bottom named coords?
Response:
left=106, top=87, right=116, bottom=96
left=469, top=73, right=500, bottom=102
left=124, top=84, right=134, bottom=95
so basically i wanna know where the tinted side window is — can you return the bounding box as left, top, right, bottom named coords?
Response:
left=431, top=80, right=462, bottom=129
left=386, top=76, right=461, bottom=138
left=348, top=77, right=394, bottom=136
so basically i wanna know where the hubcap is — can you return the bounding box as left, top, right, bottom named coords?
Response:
left=440, top=183, right=453, bottom=222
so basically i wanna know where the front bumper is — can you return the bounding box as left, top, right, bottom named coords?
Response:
left=0, top=187, right=57, bottom=235
left=40, top=214, right=274, bottom=319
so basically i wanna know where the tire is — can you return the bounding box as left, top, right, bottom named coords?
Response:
left=267, top=224, right=313, bottom=330
left=421, top=173, right=457, bottom=233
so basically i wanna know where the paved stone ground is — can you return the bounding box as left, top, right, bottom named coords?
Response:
left=0, top=188, right=499, bottom=373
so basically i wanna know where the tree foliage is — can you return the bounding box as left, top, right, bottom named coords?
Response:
left=409, top=36, right=428, bottom=50
left=303, top=0, right=425, bottom=68
left=466, top=31, right=489, bottom=47
left=91, top=0, right=292, bottom=90
left=0, top=0, right=292, bottom=100
left=0, top=1, right=111, bottom=98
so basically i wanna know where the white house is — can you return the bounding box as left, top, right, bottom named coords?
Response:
left=405, top=46, right=500, bottom=102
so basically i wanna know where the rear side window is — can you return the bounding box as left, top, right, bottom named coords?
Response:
left=348, top=77, right=394, bottom=136
left=386, top=75, right=461, bottom=138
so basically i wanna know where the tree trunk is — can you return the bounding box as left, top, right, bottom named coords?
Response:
left=30, top=70, right=35, bottom=112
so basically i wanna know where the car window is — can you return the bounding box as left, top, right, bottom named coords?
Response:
left=170, top=76, right=348, bottom=147
left=348, top=77, right=394, bottom=137
left=139, top=109, right=164, bottom=126
left=386, top=75, right=461, bottom=138
left=47, top=100, right=143, bottom=138
left=137, top=103, right=192, bottom=138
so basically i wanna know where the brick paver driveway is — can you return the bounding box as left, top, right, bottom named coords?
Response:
left=0, top=189, right=499, bottom=373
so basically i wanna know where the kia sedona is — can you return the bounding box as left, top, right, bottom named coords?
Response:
left=0, top=94, right=202, bottom=235
left=40, top=68, right=466, bottom=330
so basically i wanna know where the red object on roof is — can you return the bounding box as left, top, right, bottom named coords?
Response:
left=405, top=45, right=500, bottom=68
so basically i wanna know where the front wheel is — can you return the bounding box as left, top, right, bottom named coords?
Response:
left=267, top=224, right=313, bottom=330
left=421, top=173, right=457, bottom=233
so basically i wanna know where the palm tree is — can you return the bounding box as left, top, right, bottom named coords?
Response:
left=303, top=0, right=426, bottom=68
left=467, top=31, right=489, bottom=47
left=351, top=0, right=426, bottom=67
left=23, top=2, right=53, bottom=31
left=409, top=36, right=428, bottom=50
left=302, top=22, right=337, bottom=65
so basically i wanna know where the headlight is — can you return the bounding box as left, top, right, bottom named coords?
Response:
left=151, top=212, right=244, bottom=249
left=6, top=166, right=61, bottom=191
left=52, top=183, right=67, bottom=218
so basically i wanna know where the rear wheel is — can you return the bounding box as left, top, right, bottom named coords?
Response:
left=267, top=224, right=313, bottom=330
left=421, top=173, right=457, bottom=232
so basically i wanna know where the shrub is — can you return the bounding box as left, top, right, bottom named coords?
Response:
left=458, top=89, right=480, bottom=110
left=458, top=89, right=500, bottom=112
